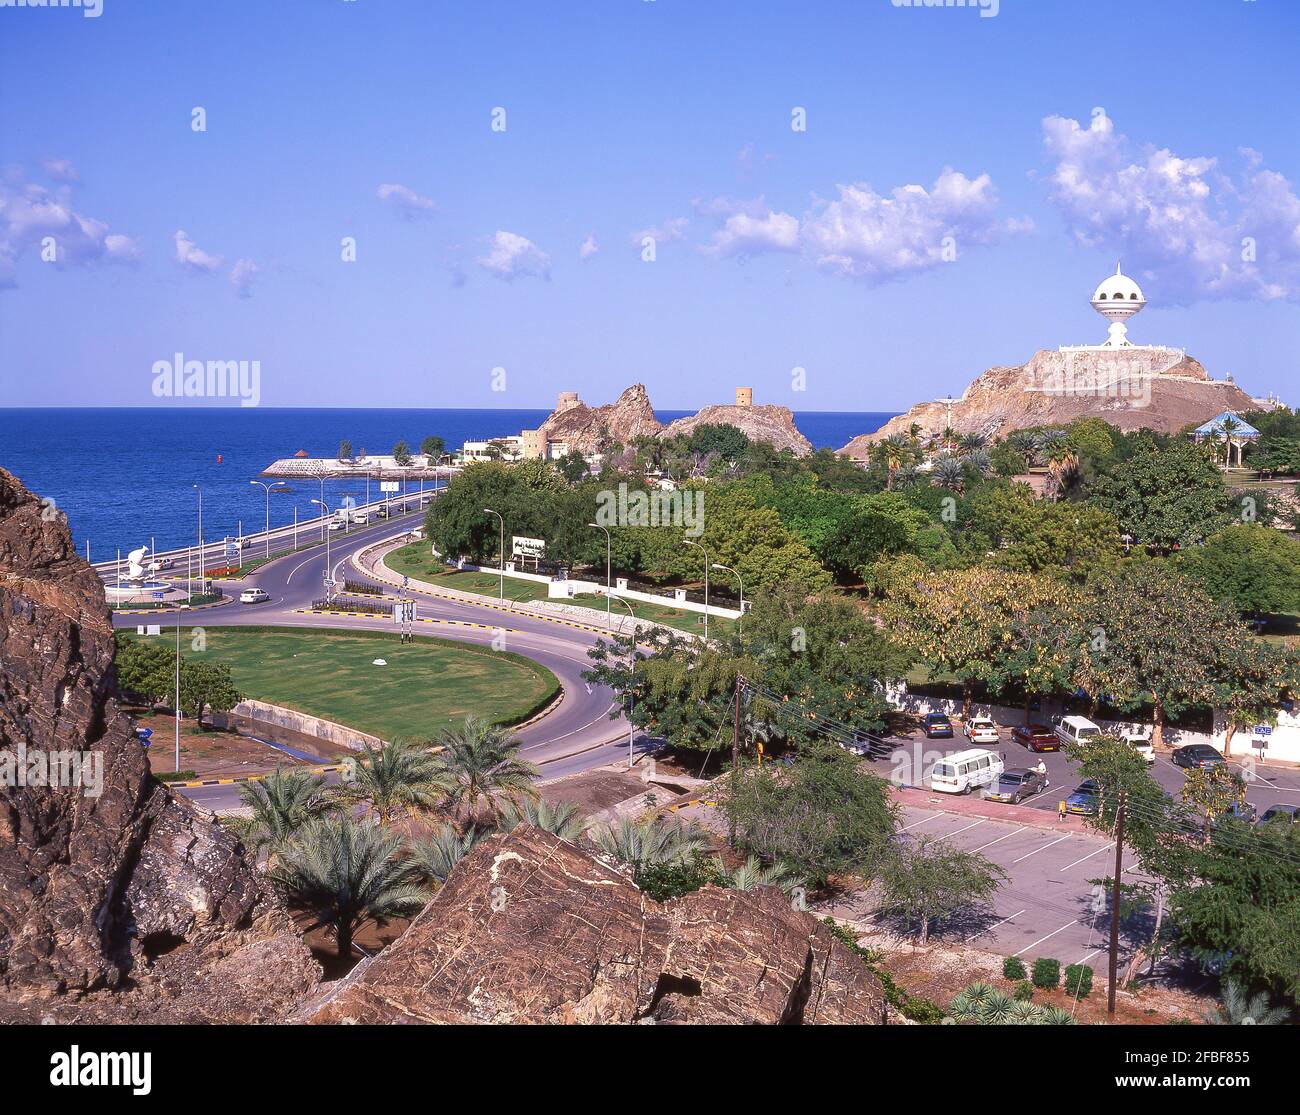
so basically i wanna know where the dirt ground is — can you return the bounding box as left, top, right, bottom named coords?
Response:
left=854, top=928, right=1211, bottom=1025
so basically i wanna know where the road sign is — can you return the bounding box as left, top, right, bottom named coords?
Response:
left=393, top=601, right=417, bottom=623
left=323, top=577, right=336, bottom=590
left=402, top=575, right=410, bottom=587
left=380, top=481, right=400, bottom=493
left=1254, top=724, right=1274, bottom=736
left=512, top=535, right=545, bottom=559
left=136, top=727, right=153, bottom=741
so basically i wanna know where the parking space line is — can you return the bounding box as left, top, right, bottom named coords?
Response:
left=969, top=908, right=1025, bottom=941
left=1012, top=833, right=1072, bottom=864
left=1076, top=948, right=1104, bottom=966
left=1060, top=843, right=1114, bottom=872
left=1013, top=918, right=1081, bottom=957
left=970, top=828, right=1024, bottom=853
left=903, top=813, right=942, bottom=831
left=944, top=818, right=988, bottom=838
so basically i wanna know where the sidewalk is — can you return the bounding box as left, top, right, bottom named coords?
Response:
left=890, top=784, right=1093, bottom=835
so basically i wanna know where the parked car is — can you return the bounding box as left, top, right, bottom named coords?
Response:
left=239, top=587, right=270, bottom=604
left=922, top=712, right=954, bottom=739
left=984, top=767, right=1048, bottom=805
left=1055, top=715, right=1103, bottom=747
left=1213, top=800, right=1257, bottom=827
left=964, top=716, right=1000, bottom=745
left=1172, top=744, right=1225, bottom=770
left=1121, top=729, right=1155, bottom=764
left=1065, top=779, right=1100, bottom=816
left=1259, top=804, right=1300, bottom=826
left=841, top=731, right=890, bottom=759
left=1012, top=723, right=1059, bottom=752
left=929, top=748, right=1004, bottom=795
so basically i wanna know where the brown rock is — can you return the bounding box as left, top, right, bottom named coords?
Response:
left=840, top=348, right=1262, bottom=458
left=539, top=384, right=663, bottom=455
left=0, top=466, right=318, bottom=1016
left=662, top=404, right=814, bottom=457
left=303, top=827, right=886, bottom=1025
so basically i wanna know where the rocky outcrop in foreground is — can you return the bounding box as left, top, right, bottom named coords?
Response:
left=0, top=466, right=318, bottom=1018
left=840, top=348, right=1260, bottom=458
left=302, top=826, right=886, bottom=1024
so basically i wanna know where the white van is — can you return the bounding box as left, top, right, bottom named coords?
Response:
left=1056, top=715, right=1103, bottom=747
left=929, top=748, right=1005, bottom=795
left=351, top=510, right=370, bottom=525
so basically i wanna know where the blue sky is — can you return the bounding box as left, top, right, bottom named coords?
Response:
left=1, top=0, right=1297, bottom=412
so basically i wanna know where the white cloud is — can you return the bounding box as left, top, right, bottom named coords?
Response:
left=1041, top=111, right=1300, bottom=303
left=0, top=173, right=139, bottom=288
left=579, top=233, right=599, bottom=261
left=376, top=182, right=437, bottom=220
left=477, top=230, right=551, bottom=281
left=40, top=158, right=79, bottom=184
left=690, top=170, right=1017, bottom=281
left=632, top=216, right=689, bottom=245
left=230, top=258, right=260, bottom=299
left=174, top=229, right=223, bottom=274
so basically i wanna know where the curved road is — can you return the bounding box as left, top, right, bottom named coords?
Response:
left=112, top=508, right=647, bottom=808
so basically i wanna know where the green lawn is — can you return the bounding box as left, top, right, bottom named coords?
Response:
left=383, top=542, right=733, bottom=636
left=122, top=626, right=559, bottom=739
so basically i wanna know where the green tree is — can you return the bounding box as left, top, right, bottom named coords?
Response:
left=337, top=439, right=353, bottom=462
left=722, top=745, right=897, bottom=887
left=433, top=716, right=540, bottom=822
left=333, top=738, right=452, bottom=824
left=270, top=816, right=429, bottom=960
left=1202, top=980, right=1291, bottom=1025
left=879, top=836, right=1007, bottom=945
left=177, top=658, right=242, bottom=728
left=408, top=824, right=489, bottom=886
left=233, top=767, right=328, bottom=859
left=1178, top=523, right=1300, bottom=616
left=114, top=635, right=174, bottom=710
left=392, top=439, right=413, bottom=466
left=419, top=435, right=446, bottom=462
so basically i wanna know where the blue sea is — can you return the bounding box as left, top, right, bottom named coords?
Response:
left=0, top=408, right=895, bottom=556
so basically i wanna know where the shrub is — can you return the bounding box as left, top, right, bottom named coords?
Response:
left=1013, top=980, right=1034, bottom=1002
left=1032, top=957, right=1061, bottom=990
left=1064, top=963, right=1094, bottom=998
left=155, top=770, right=198, bottom=782
left=901, top=996, right=946, bottom=1024
left=1002, top=955, right=1027, bottom=981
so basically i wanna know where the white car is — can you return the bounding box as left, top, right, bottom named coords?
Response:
left=328, top=519, right=346, bottom=531
left=1121, top=730, right=1156, bottom=764
left=964, top=716, right=1001, bottom=745
left=147, top=557, right=173, bottom=572
left=239, top=588, right=270, bottom=604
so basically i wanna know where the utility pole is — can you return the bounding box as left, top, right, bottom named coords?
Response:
left=1108, top=790, right=1126, bottom=1017
left=729, top=674, right=742, bottom=847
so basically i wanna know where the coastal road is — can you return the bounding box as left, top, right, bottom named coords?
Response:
left=113, top=513, right=645, bottom=809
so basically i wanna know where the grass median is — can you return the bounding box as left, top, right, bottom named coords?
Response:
left=383, top=541, right=732, bottom=636
left=121, top=625, right=560, bottom=739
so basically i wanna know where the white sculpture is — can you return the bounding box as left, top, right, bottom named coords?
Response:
left=126, top=546, right=148, bottom=583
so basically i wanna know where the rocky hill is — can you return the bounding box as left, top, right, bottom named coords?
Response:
left=539, top=385, right=813, bottom=457
left=0, top=466, right=318, bottom=1020
left=839, top=347, right=1260, bottom=459
left=539, top=384, right=663, bottom=454
left=662, top=404, right=813, bottom=456
left=301, top=826, right=885, bottom=1024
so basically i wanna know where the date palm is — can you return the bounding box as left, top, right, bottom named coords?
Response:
left=1202, top=980, right=1290, bottom=1025
left=333, top=738, right=452, bottom=824
left=408, top=823, right=490, bottom=886
left=433, top=716, right=540, bottom=823
left=711, top=854, right=803, bottom=895
left=590, top=816, right=711, bottom=880
left=880, top=435, right=909, bottom=490
left=270, top=815, right=429, bottom=960
left=234, top=766, right=329, bottom=858
left=932, top=454, right=965, bottom=493
left=498, top=796, right=590, bottom=841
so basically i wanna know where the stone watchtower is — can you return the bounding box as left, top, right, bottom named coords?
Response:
left=735, top=387, right=753, bottom=408
left=556, top=391, right=581, bottom=413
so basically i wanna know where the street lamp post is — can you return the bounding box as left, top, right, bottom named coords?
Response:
left=610, top=595, right=638, bottom=769
left=311, top=499, right=332, bottom=597
left=193, top=485, right=204, bottom=590
left=712, top=562, right=745, bottom=640
left=317, top=477, right=327, bottom=542
left=588, top=522, right=612, bottom=631
left=483, top=507, right=504, bottom=601
left=249, top=480, right=275, bottom=561
left=174, top=603, right=190, bottom=772
left=683, top=538, right=710, bottom=643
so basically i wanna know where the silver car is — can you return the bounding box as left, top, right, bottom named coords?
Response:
left=984, top=767, right=1048, bottom=805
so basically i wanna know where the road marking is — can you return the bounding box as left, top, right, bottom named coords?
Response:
left=1013, top=918, right=1081, bottom=957
left=1011, top=834, right=1072, bottom=864
left=944, top=818, right=988, bottom=838
left=970, top=827, right=1024, bottom=853
left=969, top=908, right=1025, bottom=941
left=903, top=813, right=942, bottom=831
left=1060, top=843, right=1114, bottom=872
left=1076, top=948, right=1104, bottom=966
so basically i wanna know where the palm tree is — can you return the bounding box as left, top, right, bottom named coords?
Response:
left=333, top=738, right=452, bottom=824
left=1202, top=980, right=1291, bottom=1025
left=408, top=823, right=490, bottom=886
left=966, top=448, right=993, bottom=478
left=269, top=815, right=429, bottom=960
left=434, top=716, right=540, bottom=823
left=498, top=796, right=590, bottom=841
left=590, top=816, right=711, bottom=881
left=946, top=982, right=1077, bottom=1025
left=711, top=854, right=803, bottom=895
left=881, top=435, right=909, bottom=490
left=233, top=766, right=328, bottom=859
left=1045, top=444, right=1080, bottom=501
left=1217, top=415, right=1242, bottom=469
left=958, top=432, right=987, bottom=456
left=932, top=454, right=965, bottom=492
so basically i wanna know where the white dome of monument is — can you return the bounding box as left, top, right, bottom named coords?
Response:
left=1088, top=262, right=1145, bottom=345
